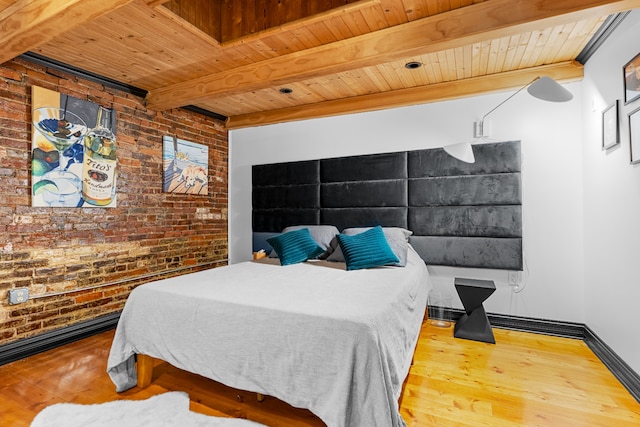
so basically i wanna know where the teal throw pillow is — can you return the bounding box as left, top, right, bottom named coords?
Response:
left=266, top=228, right=325, bottom=266
left=336, top=226, right=400, bottom=271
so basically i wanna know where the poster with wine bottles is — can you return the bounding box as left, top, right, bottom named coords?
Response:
left=31, top=86, right=117, bottom=207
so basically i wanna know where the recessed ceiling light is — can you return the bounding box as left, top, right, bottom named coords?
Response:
left=279, top=88, right=293, bottom=94
left=405, top=61, right=422, bottom=69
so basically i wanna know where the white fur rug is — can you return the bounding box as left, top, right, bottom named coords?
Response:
left=30, top=391, right=266, bottom=427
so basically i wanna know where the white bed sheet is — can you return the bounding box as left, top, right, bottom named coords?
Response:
left=107, top=245, right=430, bottom=427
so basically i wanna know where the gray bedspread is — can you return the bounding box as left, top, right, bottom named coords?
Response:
left=107, top=246, right=430, bottom=427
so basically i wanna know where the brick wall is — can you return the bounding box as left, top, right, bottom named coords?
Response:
left=0, top=58, right=228, bottom=344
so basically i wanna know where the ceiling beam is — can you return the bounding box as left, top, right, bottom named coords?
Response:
left=145, top=0, right=640, bottom=111
left=225, top=61, right=584, bottom=129
left=0, top=0, right=147, bottom=65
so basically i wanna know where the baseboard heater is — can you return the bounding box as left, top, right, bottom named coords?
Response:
left=0, top=312, right=120, bottom=366
left=0, top=309, right=637, bottom=403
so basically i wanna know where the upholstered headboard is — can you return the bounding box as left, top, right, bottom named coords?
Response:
left=252, top=141, right=522, bottom=270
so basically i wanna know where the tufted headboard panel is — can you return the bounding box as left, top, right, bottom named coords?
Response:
left=320, top=152, right=408, bottom=231
left=252, top=160, right=320, bottom=232
left=407, top=142, right=522, bottom=269
left=252, top=141, right=522, bottom=270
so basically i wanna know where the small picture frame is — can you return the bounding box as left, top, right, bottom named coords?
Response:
left=628, top=106, right=640, bottom=164
left=602, top=100, right=619, bottom=150
left=624, top=52, right=640, bottom=104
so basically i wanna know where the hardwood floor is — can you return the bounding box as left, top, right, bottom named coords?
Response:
left=1, top=322, right=639, bottom=426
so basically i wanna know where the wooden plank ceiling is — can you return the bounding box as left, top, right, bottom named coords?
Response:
left=2, top=0, right=640, bottom=129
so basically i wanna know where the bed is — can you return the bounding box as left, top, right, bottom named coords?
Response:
left=107, top=235, right=430, bottom=427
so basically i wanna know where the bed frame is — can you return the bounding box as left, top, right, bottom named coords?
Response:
left=136, top=354, right=154, bottom=388
left=136, top=349, right=417, bottom=405
left=135, top=353, right=271, bottom=400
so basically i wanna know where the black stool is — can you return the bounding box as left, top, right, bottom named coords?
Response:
left=453, top=277, right=496, bottom=344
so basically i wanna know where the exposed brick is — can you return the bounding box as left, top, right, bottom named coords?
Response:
left=16, top=322, right=42, bottom=335
left=0, top=67, right=22, bottom=82
left=42, top=316, right=73, bottom=329
left=74, top=292, right=105, bottom=304
left=43, top=299, right=74, bottom=311
left=0, top=57, right=229, bottom=345
left=0, top=330, right=15, bottom=340
left=28, top=310, right=60, bottom=322
left=0, top=318, right=26, bottom=329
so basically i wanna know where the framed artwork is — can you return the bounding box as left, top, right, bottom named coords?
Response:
left=624, top=52, right=640, bottom=104
left=602, top=100, right=619, bottom=150
left=162, top=136, right=209, bottom=195
left=628, top=106, right=640, bottom=164
left=31, top=86, right=117, bottom=207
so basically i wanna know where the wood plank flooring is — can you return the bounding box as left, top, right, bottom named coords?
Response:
left=1, top=322, right=639, bottom=426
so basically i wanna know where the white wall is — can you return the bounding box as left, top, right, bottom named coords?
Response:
left=582, top=10, right=640, bottom=374
left=230, top=81, right=585, bottom=324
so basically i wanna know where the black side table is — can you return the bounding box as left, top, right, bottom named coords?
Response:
left=453, top=277, right=496, bottom=344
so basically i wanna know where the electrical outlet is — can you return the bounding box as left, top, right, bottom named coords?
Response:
left=508, top=271, right=519, bottom=286
left=8, top=288, right=29, bottom=305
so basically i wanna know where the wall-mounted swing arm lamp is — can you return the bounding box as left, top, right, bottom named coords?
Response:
left=443, top=76, right=573, bottom=164
left=474, top=76, right=573, bottom=139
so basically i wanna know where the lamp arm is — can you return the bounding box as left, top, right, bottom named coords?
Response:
left=480, top=77, right=539, bottom=123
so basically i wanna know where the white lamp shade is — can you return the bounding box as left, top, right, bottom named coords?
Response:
left=443, top=142, right=475, bottom=163
left=527, top=76, right=573, bottom=102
